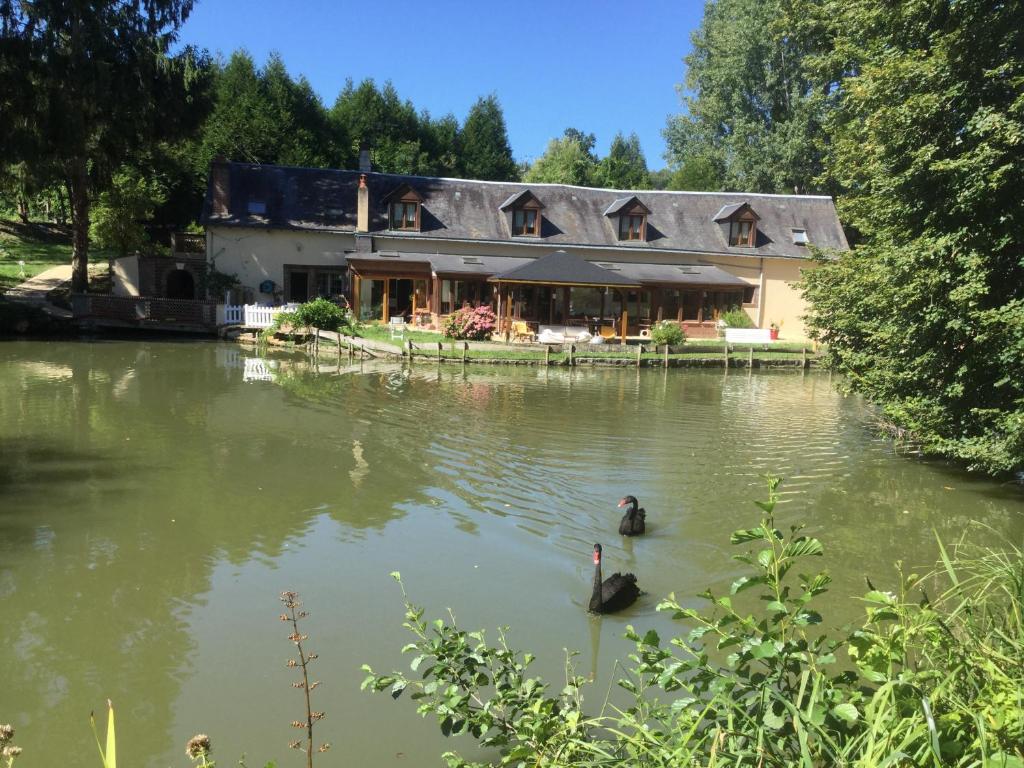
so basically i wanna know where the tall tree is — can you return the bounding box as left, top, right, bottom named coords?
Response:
left=197, top=51, right=331, bottom=171
left=663, top=0, right=830, bottom=194
left=459, top=95, right=518, bottom=181
left=329, top=79, right=427, bottom=174
left=0, top=0, right=211, bottom=292
left=524, top=131, right=598, bottom=186
left=595, top=132, right=651, bottom=189
left=802, top=0, right=1024, bottom=473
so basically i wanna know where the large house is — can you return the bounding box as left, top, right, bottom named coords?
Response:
left=201, top=157, right=847, bottom=338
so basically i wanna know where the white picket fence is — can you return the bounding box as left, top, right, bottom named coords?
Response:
left=222, top=304, right=297, bottom=328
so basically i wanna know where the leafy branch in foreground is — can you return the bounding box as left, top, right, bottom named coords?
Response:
left=364, top=477, right=1024, bottom=767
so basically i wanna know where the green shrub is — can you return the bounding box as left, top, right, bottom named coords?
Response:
left=649, top=319, right=685, bottom=346
left=291, top=298, right=351, bottom=332
left=363, top=477, right=1024, bottom=767
left=721, top=308, right=754, bottom=328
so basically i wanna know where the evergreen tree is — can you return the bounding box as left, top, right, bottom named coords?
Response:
left=329, top=79, right=427, bottom=174
left=460, top=95, right=518, bottom=181
left=802, top=0, right=1024, bottom=473
left=595, top=132, right=651, bottom=189
left=663, top=0, right=829, bottom=194
left=0, top=0, right=211, bottom=292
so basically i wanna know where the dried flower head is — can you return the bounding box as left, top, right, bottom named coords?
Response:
left=185, top=733, right=212, bottom=759
left=0, top=725, right=12, bottom=744
left=2, top=746, right=23, bottom=759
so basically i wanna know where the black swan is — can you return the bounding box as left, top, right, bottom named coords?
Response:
left=588, top=543, right=639, bottom=613
left=617, top=495, right=646, bottom=536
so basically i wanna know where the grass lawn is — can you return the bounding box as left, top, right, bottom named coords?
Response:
left=354, top=324, right=447, bottom=346
left=0, top=219, right=114, bottom=294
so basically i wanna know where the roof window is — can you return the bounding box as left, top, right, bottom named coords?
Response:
left=791, top=229, right=809, bottom=245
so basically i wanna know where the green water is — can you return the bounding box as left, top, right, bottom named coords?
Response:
left=1, top=340, right=1021, bottom=767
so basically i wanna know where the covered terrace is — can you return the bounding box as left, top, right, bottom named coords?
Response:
left=489, top=250, right=641, bottom=340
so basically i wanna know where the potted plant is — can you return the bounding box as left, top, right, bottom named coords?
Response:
left=769, top=320, right=781, bottom=340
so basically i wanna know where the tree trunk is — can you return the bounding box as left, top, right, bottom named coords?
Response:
left=17, top=193, right=29, bottom=224
left=68, top=157, right=90, bottom=294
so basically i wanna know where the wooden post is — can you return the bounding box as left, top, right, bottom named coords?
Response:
left=801, top=345, right=808, bottom=369
left=505, top=286, right=513, bottom=341
left=544, top=344, right=550, bottom=366
left=724, top=342, right=730, bottom=368
left=407, top=339, right=413, bottom=358
left=599, top=289, right=606, bottom=329
left=337, top=331, right=342, bottom=364
left=620, top=309, right=628, bottom=343
left=462, top=341, right=468, bottom=363
left=664, top=344, right=669, bottom=368
left=748, top=345, right=754, bottom=369
left=636, top=343, right=642, bottom=368
left=569, top=343, right=575, bottom=367
left=382, top=278, right=390, bottom=323
left=352, top=274, right=361, bottom=320
left=437, top=341, right=442, bottom=363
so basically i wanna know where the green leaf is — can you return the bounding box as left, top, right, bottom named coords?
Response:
left=831, top=702, right=859, bottom=724
left=762, top=706, right=786, bottom=730
left=766, top=601, right=788, bottom=615
left=751, top=640, right=779, bottom=659
left=783, top=537, right=823, bottom=558
left=731, top=528, right=765, bottom=544
left=731, top=575, right=764, bottom=595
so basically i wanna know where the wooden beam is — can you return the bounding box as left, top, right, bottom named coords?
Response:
left=382, top=278, right=390, bottom=323
left=621, top=309, right=628, bottom=342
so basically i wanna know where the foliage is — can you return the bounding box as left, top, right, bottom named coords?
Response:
left=364, top=477, right=1024, bottom=767
left=442, top=306, right=497, bottom=341
left=663, top=0, right=831, bottom=194
left=524, top=132, right=597, bottom=186
left=291, top=298, right=352, bottom=333
left=0, top=0, right=213, bottom=292
left=199, top=51, right=334, bottom=173
left=89, top=167, right=168, bottom=258
left=721, top=308, right=754, bottom=328
left=649, top=320, right=686, bottom=346
left=460, top=95, right=519, bottom=181
left=199, top=268, right=240, bottom=300
left=802, top=0, right=1024, bottom=474
left=594, top=132, right=651, bottom=190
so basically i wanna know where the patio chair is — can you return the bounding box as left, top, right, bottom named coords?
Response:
left=599, top=325, right=618, bottom=342
left=389, top=315, right=406, bottom=340
left=511, top=320, right=537, bottom=343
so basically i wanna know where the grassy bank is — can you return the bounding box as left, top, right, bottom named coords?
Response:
left=0, top=220, right=71, bottom=292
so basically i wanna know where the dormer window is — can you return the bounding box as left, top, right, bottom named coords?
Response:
left=729, top=218, right=755, bottom=247
left=499, top=189, right=545, bottom=238
left=383, top=183, right=424, bottom=232
left=619, top=214, right=645, bottom=241
left=713, top=202, right=760, bottom=248
left=389, top=201, right=419, bottom=230
left=605, top=196, right=651, bottom=242
left=512, top=207, right=539, bottom=236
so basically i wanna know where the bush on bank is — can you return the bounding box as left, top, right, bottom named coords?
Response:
left=364, top=477, right=1024, bottom=767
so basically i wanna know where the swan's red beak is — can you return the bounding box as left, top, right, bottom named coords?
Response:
left=593, top=549, right=600, bottom=564
left=617, top=498, right=627, bottom=508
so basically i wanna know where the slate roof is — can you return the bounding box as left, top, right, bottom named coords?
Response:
left=203, top=162, right=848, bottom=259
left=490, top=250, right=640, bottom=287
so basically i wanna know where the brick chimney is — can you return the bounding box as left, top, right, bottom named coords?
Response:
left=357, top=173, right=369, bottom=232
left=211, top=159, right=230, bottom=217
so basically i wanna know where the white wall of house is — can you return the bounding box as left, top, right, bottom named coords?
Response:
left=207, top=225, right=816, bottom=337
left=112, top=255, right=140, bottom=297
left=208, top=227, right=353, bottom=303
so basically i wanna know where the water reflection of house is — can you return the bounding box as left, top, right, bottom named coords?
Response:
left=201, top=153, right=848, bottom=339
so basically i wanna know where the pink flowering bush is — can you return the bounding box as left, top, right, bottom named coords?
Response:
left=442, top=306, right=497, bottom=340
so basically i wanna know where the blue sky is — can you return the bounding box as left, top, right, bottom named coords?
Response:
left=178, top=0, right=702, bottom=170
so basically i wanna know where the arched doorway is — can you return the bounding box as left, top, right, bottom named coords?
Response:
left=165, top=270, right=195, bottom=299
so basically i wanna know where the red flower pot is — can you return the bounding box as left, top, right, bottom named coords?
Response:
left=769, top=328, right=780, bottom=340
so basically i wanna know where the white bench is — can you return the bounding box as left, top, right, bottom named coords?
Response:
left=725, top=328, right=774, bottom=343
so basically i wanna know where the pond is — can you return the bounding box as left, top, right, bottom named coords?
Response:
left=1, top=340, right=1021, bottom=767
